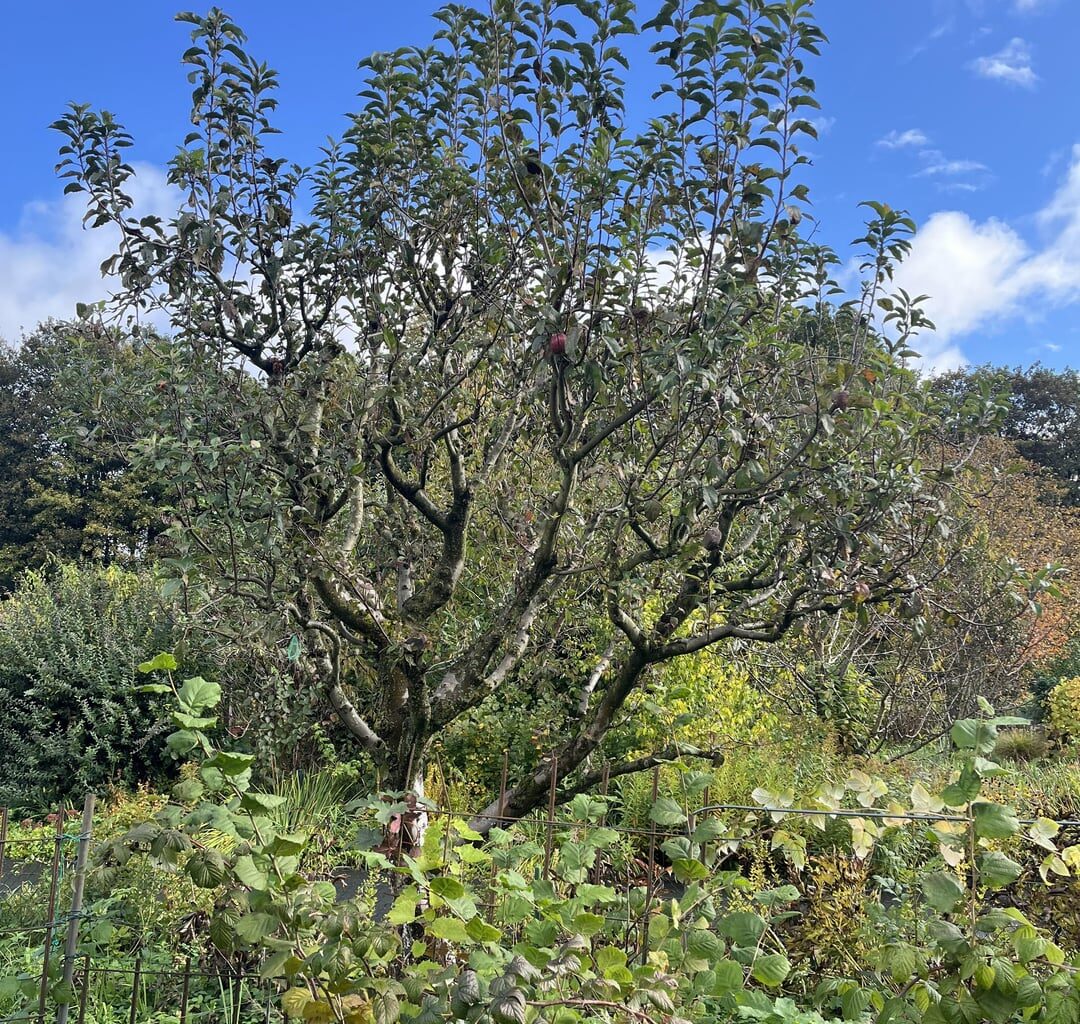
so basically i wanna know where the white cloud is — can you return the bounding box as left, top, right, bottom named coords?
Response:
left=916, top=158, right=988, bottom=177
left=0, top=164, right=176, bottom=342
left=970, top=37, right=1038, bottom=87
left=938, top=182, right=983, bottom=193
left=892, top=145, right=1080, bottom=360
left=877, top=128, right=929, bottom=149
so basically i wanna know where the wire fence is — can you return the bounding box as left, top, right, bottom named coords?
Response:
left=2, top=766, right=1079, bottom=1024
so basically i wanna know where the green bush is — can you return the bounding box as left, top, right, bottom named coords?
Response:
left=0, top=562, right=176, bottom=809
left=1048, top=676, right=1080, bottom=740
left=1032, top=634, right=1080, bottom=721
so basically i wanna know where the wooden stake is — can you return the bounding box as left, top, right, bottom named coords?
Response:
left=0, top=806, right=8, bottom=883
left=543, top=755, right=559, bottom=879
left=37, top=809, right=66, bottom=1024
left=76, top=955, right=90, bottom=1024
left=127, top=950, right=142, bottom=1024
left=178, top=956, right=192, bottom=1024
left=57, top=794, right=95, bottom=1024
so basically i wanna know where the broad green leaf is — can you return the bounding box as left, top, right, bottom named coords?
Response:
left=1015, top=976, right=1042, bottom=1008
left=595, top=946, right=626, bottom=975
left=719, top=911, right=766, bottom=948
left=465, top=917, right=502, bottom=943
left=165, top=729, right=199, bottom=756
left=429, top=917, right=470, bottom=943
left=281, top=988, right=310, bottom=1018
left=171, top=710, right=218, bottom=730
left=235, top=912, right=278, bottom=944
left=204, top=750, right=256, bottom=776
left=649, top=797, right=686, bottom=826
left=572, top=912, right=605, bottom=937
left=921, top=871, right=964, bottom=914
left=490, top=988, right=526, bottom=1024
left=978, top=851, right=1022, bottom=889
left=841, top=987, right=870, bottom=1021
left=186, top=849, right=227, bottom=888
left=712, top=959, right=744, bottom=995
left=672, top=858, right=709, bottom=883
left=240, top=791, right=287, bottom=814
left=138, top=652, right=177, bottom=673
left=172, top=778, right=204, bottom=803
left=972, top=802, right=1020, bottom=840
left=371, top=991, right=399, bottom=1024
left=751, top=953, right=790, bottom=987
left=177, top=675, right=221, bottom=712
left=685, top=928, right=721, bottom=960
left=941, top=765, right=981, bottom=807
left=951, top=719, right=997, bottom=756
left=268, top=832, right=308, bottom=856
left=234, top=854, right=269, bottom=890
left=691, top=818, right=727, bottom=843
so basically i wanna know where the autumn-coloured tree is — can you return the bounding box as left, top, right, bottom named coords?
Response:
left=933, top=365, right=1080, bottom=505
left=968, top=434, right=1080, bottom=669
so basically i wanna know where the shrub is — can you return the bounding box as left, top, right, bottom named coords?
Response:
left=0, top=562, right=176, bottom=809
left=993, top=727, right=1050, bottom=762
left=1032, top=634, right=1080, bottom=720
left=1047, top=676, right=1080, bottom=740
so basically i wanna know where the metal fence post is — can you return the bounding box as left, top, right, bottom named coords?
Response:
left=57, top=794, right=95, bottom=1024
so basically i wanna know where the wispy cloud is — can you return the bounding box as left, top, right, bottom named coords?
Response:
left=808, top=115, right=836, bottom=138
left=916, top=158, right=989, bottom=177
left=877, top=128, right=929, bottom=149
left=883, top=142, right=991, bottom=193
left=971, top=37, right=1038, bottom=87
left=938, top=182, right=984, bottom=193
left=904, top=18, right=954, bottom=62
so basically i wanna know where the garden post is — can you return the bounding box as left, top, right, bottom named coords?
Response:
left=37, top=808, right=65, bottom=1024
left=543, top=755, right=558, bottom=879
left=0, top=806, right=8, bottom=882
left=57, top=793, right=95, bottom=1024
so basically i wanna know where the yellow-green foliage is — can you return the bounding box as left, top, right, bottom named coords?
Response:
left=982, top=758, right=1080, bottom=822
left=624, top=644, right=778, bottom=753
left=1048, top=676, right=1080, bottom=739
left=790, top=853, right=874, bottom=973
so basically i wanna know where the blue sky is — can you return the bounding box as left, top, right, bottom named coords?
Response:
left=2, top=0, right=1078, bottom=371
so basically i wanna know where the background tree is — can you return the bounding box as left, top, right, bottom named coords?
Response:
left=53, top=1, right=988, bottom=824
left=933, top=364, right=1080, bottom=505
left=0, top=326, right=163, bottom=591
left=967, top=434, right=1080, bottom=676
